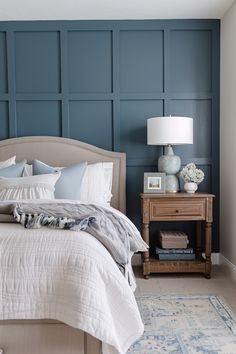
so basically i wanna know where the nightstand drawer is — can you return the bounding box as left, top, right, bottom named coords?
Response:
left=150, top=200, right=205, bottom=220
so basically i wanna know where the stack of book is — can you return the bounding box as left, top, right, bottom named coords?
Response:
left=156, top=230, right=195, bottom=260
left=156, top=247, right=195, bottom=260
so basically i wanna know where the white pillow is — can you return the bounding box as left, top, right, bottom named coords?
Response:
left=0, top=172, right=60, bottom=201
left=0, top=156, right=16, bottom=169
left=24, top=162, right=113, bottom=205
left=80, top=162, right=113, bottom=205
left=102, top=162, right=113, bottom=202
left=23, top=163, right=32, bottom=176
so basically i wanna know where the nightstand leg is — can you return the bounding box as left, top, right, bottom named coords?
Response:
left=205, top=221, right=212, bottom=279
left=142, top=222, right=150, bottom=279
left=196, top=221, right=202, bottom=259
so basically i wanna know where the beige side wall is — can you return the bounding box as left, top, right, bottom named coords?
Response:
left=220, top=0, right=236, bottom=266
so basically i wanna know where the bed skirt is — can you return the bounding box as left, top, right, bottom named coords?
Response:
left=0, top=319, right=101, bottom=354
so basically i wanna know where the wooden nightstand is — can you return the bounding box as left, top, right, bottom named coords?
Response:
left=140, top=193, right=215, bottom=279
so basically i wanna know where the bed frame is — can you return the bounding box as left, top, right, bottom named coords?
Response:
left=0, top=136, right=126, bottom=354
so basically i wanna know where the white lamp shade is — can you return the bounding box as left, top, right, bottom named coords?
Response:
left=147, top=116, right=193, bottom=145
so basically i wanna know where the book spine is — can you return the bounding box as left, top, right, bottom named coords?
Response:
left=156, top=247, right=194, bottom=254
left=158, top=253, right=196, bottom=260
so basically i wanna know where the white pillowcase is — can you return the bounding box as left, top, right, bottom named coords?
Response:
left=23, top=162, right=113, bottom=205
left=0, top=156, right=16, bottom=169
left=80, top=162, right=113, bottom=205
left=23, top=163, right=32, bottom=176
left=0, top=172, right=60, bottom=201
left=102, top=162, right=113, bottom=201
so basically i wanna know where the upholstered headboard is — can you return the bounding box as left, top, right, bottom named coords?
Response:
left=0, top=136, right=126, bottom=213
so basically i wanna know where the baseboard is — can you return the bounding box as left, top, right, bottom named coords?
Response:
left=202, top=252, right=220, bottom=265
left=220, top=254, right=236, bottom=281
left=212, top=253, right=220, bottom=264
left=132, top=252, right=220, bottom=266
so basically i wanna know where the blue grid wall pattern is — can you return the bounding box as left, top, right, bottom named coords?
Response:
left=0, top=20, right=220, bottom=251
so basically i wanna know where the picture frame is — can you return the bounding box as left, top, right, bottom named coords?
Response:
left=144, top=172, right=166, bottom=194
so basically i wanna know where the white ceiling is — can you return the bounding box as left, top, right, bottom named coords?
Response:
left=0, top=0, right=234, bottom=21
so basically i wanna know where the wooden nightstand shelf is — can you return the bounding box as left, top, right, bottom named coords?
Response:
left=140, top=193, right=215, bottom=279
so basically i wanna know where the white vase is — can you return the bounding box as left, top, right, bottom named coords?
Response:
left=184, top=182, right=198, bottom=193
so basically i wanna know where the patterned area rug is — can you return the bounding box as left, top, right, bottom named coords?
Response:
left=128, top=295, right=236, bottom=354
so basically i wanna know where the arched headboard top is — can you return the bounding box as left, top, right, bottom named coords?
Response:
left=0, top=136, right=126, bottom=213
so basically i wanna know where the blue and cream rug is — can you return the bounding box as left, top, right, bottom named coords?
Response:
left=128, top=295, right=236, bottom=354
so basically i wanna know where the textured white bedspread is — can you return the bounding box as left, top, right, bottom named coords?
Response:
left=0, top=222, right=144, bottom=354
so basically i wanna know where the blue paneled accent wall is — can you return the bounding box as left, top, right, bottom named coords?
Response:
left=0, top=20, right=220, bottom=250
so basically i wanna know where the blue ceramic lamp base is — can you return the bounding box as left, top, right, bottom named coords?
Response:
left=158, top=145, right=181, bottom=193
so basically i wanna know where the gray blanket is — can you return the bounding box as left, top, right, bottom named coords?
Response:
left=0, top=202, right=147, bottom=268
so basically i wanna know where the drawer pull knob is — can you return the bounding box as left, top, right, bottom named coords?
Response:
left=175, top=210, right=179, bottom=213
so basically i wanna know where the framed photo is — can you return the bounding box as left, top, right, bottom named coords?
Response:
left=144, top=172, right=166, bottom=194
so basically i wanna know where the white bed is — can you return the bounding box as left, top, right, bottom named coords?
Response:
left=0, top=136, right=144, bottom=354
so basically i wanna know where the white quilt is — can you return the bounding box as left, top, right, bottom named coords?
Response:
left=0, top=208, right=144, bottom=354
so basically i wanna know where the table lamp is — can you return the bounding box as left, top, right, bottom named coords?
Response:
left=147, top=116, right=193, bottom=193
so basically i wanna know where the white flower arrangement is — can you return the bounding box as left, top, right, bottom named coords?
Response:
left=180, top=163, right=204, bottom=184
